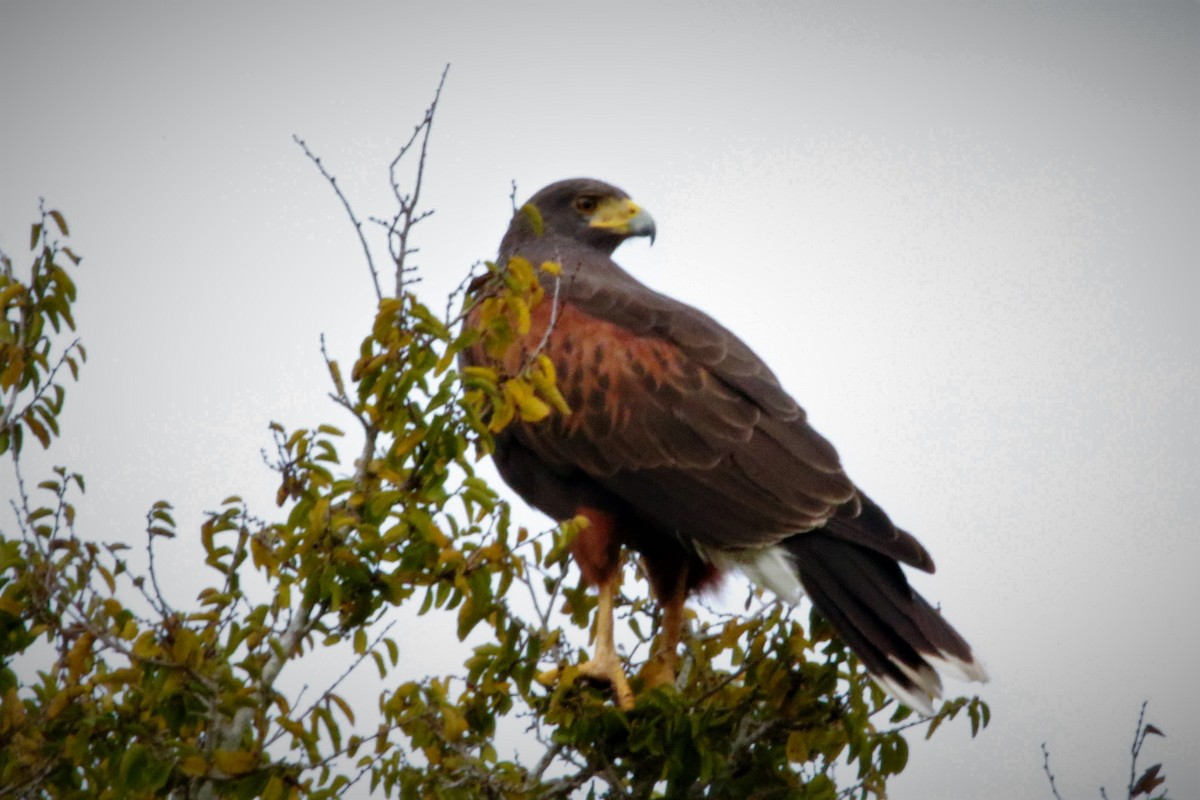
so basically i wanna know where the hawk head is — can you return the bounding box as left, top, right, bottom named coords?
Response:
left=503, top=178, right=656, bottom=256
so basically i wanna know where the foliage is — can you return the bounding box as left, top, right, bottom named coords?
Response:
left=1041, top=703, right=1173, bottom=800
left=0, top=78, right=989, bottom=799
left=0, top=203, right=85, bottom=458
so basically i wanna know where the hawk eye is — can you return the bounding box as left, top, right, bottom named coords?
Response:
left=574, top=195, right=599, bottom=213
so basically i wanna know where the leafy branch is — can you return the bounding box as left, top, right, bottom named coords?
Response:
left=1042, top=702, right=1171, bottom=800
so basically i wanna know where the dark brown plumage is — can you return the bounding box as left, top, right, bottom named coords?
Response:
left=463, top=177, right=987, bottom=712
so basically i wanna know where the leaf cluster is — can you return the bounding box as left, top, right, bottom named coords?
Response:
left=0, top=205, right=86, bottom=455
left=459, top=256, right=569, bottom=434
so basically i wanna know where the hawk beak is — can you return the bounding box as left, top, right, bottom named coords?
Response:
left=631, top=207, right=657, bottom=245
left=589, top=197, right=657, bottom=244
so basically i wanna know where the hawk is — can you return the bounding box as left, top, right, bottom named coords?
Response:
left=463, top=178, right=987, bottom=712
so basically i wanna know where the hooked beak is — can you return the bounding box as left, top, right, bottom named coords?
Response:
left=588, top=196, right=657, bottom=244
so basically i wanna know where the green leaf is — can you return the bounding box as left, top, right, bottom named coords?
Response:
left=119, top=744, right=150, bottom=790
left=385, top=636, right=399, bottom=666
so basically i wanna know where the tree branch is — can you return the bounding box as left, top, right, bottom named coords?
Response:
left=293, top=134, right=382, bottom=303
left=1042, top=742, right=1065, bottom=800
left=383, top=63, right=449, bottom=299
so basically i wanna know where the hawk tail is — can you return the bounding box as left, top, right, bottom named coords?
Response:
left=782, top=531, right=988, bottom=714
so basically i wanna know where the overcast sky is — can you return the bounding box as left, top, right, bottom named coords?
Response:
left=2, top=3, right=1197, bottom=798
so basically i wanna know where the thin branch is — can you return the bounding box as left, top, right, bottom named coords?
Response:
left=444, top=259, right=488, bottom=328
left=144, top=514, right=175, bottom=618
left=523, top=271, right=562, bottom=374
left=385, top=64, right=450, bottom=298
left=319, top=333, right=367, bottom=428
left=1042, top=742, right=1065, bottom=800
left=1126, top=701, right=1148, bottom=800
left=286, top=620, right=397, bottom=739
left=293, top=134, right=382, bottom=303
left=0, top=336, right=83, bottom=437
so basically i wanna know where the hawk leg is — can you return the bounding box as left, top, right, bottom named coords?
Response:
left=639, top=565, right=688, bottom=690
left=540, top=565, right=634, bottom=710
left=576, top=567, right=635, bottom=709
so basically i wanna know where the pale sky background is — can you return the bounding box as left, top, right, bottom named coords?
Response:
left=2, top=3, right=1197, bottom=798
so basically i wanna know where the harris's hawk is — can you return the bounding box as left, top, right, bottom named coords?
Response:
left=464, top=178, right=987, bottom=713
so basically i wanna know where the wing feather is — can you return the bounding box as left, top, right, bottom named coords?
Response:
left=467, top=242, right=864, bottom=548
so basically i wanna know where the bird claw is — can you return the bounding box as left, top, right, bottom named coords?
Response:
left=638, top=652, right=677, bottom=691
left=539, top=654, right=635, bottom=710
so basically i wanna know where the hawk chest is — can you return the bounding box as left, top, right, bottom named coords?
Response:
left=466, top=298, right=700, bottom=438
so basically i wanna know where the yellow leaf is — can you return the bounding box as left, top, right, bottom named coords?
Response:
left=539, top=260, right=562, bottom=275
left=437, top=547, right=465, bottom=571
left=66, top=632, right=93, bottom=680
left=45, top=691, right=70, bottom=720
left=179, top=755, right=208, bottom=777
left=48, top=209, right=69, bottom=236
left=476, top=297, right=501, bottom=327
left=786, top=730, right=810, bottom=763
left=462, top=365, right=498, bottom=383
left=308, top=497, right=330, bottom=531
left=507, top=255, right=534, bottom=287
left=212, top=749, right=258, bottom=775
left=517, top=394, right=550, bottom=422
left=377, top=297, right=404, bottom=318
left=513, top=298, right=531, bottom=335
left=518, top=203, right=544, bottom=236
left=391, top=428, right=426, bottom=461
left=330, top=692, right=355, bottom=724
left=0, top=596, right=22, bottom=615
left=488, top=398, right=515, bottom=433
left=499, top=379, right=549, bottom=422
left=422, top=744, right=443, bottom=766
left=542, top=384, right=571, bottom=415
left=0, top=282, right=25, bottom=308
left=442, top=706, right=469, bottom=741
left=505, top=376, right=551, bottom=422
left=250, top=535, right=276, bottom=574
left=0, top=350, right=24, bottom=390
left=503, top=378, right=532, bottom=404
left=530, top=355, right=571, bottom=414
left=262, top=775, right=288, bottom=800
left=171, top=627, right=199, bottom=665
left=434, top=348, right=454, bottom=375
left=533, top=353, right=557, bottom=383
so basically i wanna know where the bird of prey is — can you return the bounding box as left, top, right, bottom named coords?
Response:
left=463, top=178, right=987, bottom=713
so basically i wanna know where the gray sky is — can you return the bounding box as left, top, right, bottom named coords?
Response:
left=2, top=2, right=1197, bottom=798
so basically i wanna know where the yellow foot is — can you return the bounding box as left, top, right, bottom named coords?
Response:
left=638, top=653, right=677, bottom=692
left=539, top=654, right=635, bottom=710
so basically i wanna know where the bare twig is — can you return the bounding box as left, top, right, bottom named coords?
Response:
left=444, top=259, right=488, bottom=328
left=143, top=512, right=175, bottom=618
left=523, top=270, right=562, bottom=373
left=1041, top=742, right=1065, bottom=800
left=384, top=64, right=450, bottom=299
left=286, top=620, right=397, bottom=739
left=319, top=333, right=364, bottom=424
left=1127, top=701, right=1148, bottom=799
left=293, top=134, right=382, bottom=303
